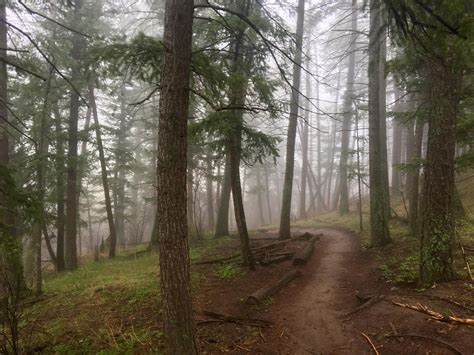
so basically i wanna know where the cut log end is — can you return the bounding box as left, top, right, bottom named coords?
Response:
left=292, top=235, right=319, bottom=266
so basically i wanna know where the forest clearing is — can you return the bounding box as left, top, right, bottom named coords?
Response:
left=1, top=0, right=474, bottom=354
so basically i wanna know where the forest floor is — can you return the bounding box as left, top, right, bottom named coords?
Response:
left=20, top=223, right=474, bottom=354
left=196, top=226, right=474, bottom=354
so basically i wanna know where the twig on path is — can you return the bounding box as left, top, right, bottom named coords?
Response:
left=415, top=294, right=474, bottom=314
left=391, top=300, right=474, bottom=326
left=360, top=332, right=379, bottom=355
left=385, top=334, right=463, bottom=355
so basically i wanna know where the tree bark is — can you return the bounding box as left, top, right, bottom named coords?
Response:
left=420, top=58, right=461, bottom=285
left=89, top=83, right=118, bottom=259
left=156, top=0, right=197, bottom=353
left=368, top=0, right=391, bottom=246
left=279, top=0, right=306, bottom=239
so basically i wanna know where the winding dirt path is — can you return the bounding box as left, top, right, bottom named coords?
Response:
left=265, top=228, right=377, bottom=354
left=262, top=228, right=474, bottom=354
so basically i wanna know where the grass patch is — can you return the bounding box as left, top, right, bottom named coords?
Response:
left=214, top=263, right=243, bottom=279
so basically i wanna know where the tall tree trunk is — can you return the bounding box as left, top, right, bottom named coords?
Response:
left=420, top=59, right=461, bottom=285
left=299, top=63, right=310, bottom=219
left=206, top=155, right=215, bottom=230
left=89, top=84, right=117, bottom=258
left=156, top=0, right=197, bottom=353
left=227, top=0, right=255, bottom=269
left=326, top=68, right=342, bottom=209
left=256, top=168, right=266, bottom=226
left=264, top=163, right=273, bottom=224
left=338, top=0, right=358, bottom=215
left=368, top=0, right=391, bottom=246
left=391, top=88, right=403, bottom=190
left=215, top=153, right=231, bottom=237
left=32, top=69, right=53, bottom=293
left=279, top=0, right=306, bottom=239
left=65, top=0, right=85, bottom=270
left=406, top=117, right=423, bottom=236
left=53, top=106, right=66, bottom=271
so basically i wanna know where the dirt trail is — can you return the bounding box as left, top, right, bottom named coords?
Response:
left=263, top=228, right=474, bottom=355
left=270, top=230, right=359, bottom=354
left=269, top=228, right=366, bottom=354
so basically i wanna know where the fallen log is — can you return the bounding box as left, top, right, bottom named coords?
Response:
left=391, top=300, right=474, bottom=326
left=195, top=233, right=314, bottom=265
left=194, top=252, right=240, bottom=265
left=292, top=235, right=319, bottom=266
left=259, top=253, right=293, bottom=266
left=247, top=269, right=302, bottom=304
left=199, top=310, right=272, bottom=328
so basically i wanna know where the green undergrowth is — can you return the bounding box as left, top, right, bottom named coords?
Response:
left=21, top=234, right=236, bottom=353
left=214, top=262, right=243, bottom=279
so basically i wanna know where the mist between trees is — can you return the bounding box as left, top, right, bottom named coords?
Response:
left=0, top=0, right=473, bottom=353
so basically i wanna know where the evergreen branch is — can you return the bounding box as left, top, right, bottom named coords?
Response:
left=0, top=56, right=46, bottom=80
left=3, top=20, right=89, bottom=107
left=18, top=0, right=92, bottom=38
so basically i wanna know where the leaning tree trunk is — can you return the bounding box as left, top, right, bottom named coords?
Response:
left=420, top=58, right=461, bottom=285
left=227, top=0, right=256, bottom=270
left=89, top=83, right=118, bottom=259
left=65, top=0, right=85, bottom=270
left=368, top=0, right=391, bottom=246
left=338, top=0, right=358, bottom=215
left=156, top=0, right=197, bottom=353
left=279, top=0, right=306, bottom=240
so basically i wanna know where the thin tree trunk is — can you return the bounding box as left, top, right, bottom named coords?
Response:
left=215, top=152, right=231, bottom=237
left=299, top=62, right=310, bottom=219
left=65, top=0, right=84, bottom=270
left=206, top=155, right=215, bottom=230
left=53, top=106, right=66, bottom=271
left=338, top=0, right=358, bottom=215
left=368, top=0, right=391, bottom=246
left=406, top=117, right=423, bottom=236
left=156, top=0, right=197, bottom=352
left=256, top=168, right=266, bottom=226
left=33, top=68, right=53, bottom=294
left=391, top=87, right=403, bottom=190
left=263, top=163, right=273, bottom=224
left=89, top=83, right=118, bottom=258
left=279, top=0, right=306, bottom=239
